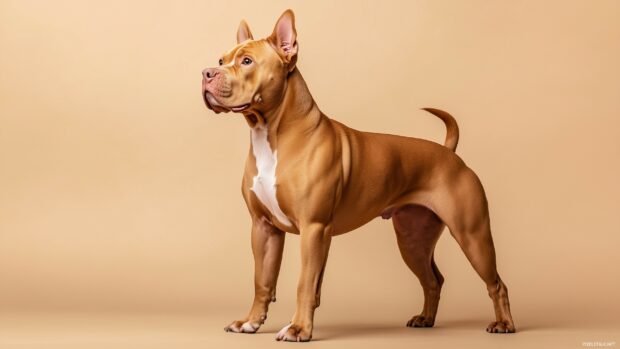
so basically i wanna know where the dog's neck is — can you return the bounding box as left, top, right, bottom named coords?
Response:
left=248, top=68, right=323, bottom=145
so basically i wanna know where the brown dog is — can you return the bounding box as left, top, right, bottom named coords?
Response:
left=202, top=9, right=515, bottom=342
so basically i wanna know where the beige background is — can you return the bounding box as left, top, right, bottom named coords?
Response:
left=1, top=0, right=619, bottom=348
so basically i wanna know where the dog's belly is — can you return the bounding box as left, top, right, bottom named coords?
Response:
left=250, top=125, right=292, bottom=227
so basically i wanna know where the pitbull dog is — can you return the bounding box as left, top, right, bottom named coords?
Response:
left=202, top=9, right=515, bottom=342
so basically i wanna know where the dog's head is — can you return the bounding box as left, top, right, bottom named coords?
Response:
left=202, top=10, right=298, bottom=117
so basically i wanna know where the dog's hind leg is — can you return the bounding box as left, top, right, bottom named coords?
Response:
left=391, top=204, right=445, bottom=328
left=431, top=170, right=516, bottom=333
left=448, top=219, right=516, bottom=333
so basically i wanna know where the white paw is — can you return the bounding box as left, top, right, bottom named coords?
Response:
left=275, top=323, right=292, bottom=340
left=224, top=320, right=259, bottom=333
left=241, top=321, right=259, bottom=333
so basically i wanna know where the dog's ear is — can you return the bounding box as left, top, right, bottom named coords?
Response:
left=237, top=20, right=253, bottom=44
left=269, top=9, right=298, bottom=72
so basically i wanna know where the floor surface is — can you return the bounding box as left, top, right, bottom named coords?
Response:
left=1, top=308, right=617, bottom=349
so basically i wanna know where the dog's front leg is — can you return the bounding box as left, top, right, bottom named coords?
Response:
left=276, top=223, right=332, bottom=342
left=224, top=217, right=285, bottom=334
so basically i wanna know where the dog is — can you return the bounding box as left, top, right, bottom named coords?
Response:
left=202, top=9, right=515, bottom=342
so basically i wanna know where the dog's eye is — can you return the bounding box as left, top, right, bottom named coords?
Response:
left=241, top=57, right=253, bottom=65
left=218, top=58, right=223, bottom=66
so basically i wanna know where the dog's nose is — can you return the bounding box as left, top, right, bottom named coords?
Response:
left=202, top=68, right=219, bottom=83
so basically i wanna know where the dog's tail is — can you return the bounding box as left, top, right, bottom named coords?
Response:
left=421, top=108, right=459, bottom=152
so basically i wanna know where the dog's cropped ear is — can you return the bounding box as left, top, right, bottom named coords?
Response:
left=237, top=20, right=253, bottom=44
left=268, top=9, right=298, bottom=72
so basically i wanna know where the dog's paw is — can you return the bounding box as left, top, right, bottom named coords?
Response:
left=406, top=315, right=435, bottom=328
left=275, top=323, right=312, bottom=342
left=224, top=320, right=260, bottom=334
left=486, top=321, right=515, bottom=333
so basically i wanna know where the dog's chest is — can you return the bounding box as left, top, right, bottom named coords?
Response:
left=250, top=125, right=292, bottom=227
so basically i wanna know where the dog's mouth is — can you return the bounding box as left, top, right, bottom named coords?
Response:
left=203, top=91, right=250, bottom=114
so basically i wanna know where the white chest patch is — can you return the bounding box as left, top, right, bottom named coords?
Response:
left=250, top=125, right=292, bottom=227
